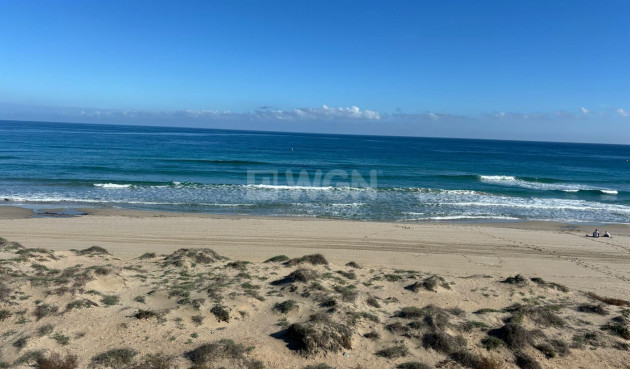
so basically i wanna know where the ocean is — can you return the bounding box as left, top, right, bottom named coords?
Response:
left=1, top=120, right=629, bottom=224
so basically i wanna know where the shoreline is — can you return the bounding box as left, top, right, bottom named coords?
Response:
left=1, top=206, right=629, bottom=297
left=2, top=204, right=629, bottom=229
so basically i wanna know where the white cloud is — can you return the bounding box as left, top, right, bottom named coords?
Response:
left=617, top=108, right=629, bottom=117
left=69, top=105, right=382, bottom=122
left=274, top=105, right=381, bottom=121
left=580, top=107, right=589, bottom=114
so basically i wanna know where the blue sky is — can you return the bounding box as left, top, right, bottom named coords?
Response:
left=0, top=0, right=628, bottom=143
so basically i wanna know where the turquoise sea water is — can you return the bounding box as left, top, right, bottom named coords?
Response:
left=1, top=120, right=629, bottom=223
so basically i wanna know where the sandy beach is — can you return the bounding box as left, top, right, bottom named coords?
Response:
left=1, top=207, right=630, bottom=369
left=1, top=207, right=628, bottom=296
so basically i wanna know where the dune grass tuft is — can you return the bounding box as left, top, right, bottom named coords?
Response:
left=286, top=313, right=352, bottom=355
left=285, top=254, right=328, bottom=266
left=91, top=348, right=138, bottom=368
left=76, top=246, right=110, bottom=256
left=35, top=352, right=78, bottom=369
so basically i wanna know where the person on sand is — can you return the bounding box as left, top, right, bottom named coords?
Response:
left=603, top=231, right=611, bottom=237
left=586, top=229, right=599, bottom=237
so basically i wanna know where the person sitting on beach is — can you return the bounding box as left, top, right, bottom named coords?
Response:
left=603, top=231, right=611, bottom=237
left=593, top=229, right=599, bottom=238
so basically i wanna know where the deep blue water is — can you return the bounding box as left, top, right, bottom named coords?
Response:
left=1, top=120, right=629, bottom=223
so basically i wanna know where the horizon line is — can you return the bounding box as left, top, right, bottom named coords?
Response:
left=2, top=118, right=629, bottom=147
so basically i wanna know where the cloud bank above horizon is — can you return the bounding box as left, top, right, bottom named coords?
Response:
left=1, top=103, right=628, bottom=144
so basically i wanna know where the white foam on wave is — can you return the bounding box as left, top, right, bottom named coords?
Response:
left=93, top=183, right=132, bottom=189
left=478, top=175, right=617, bottom=194
left=249, top=184, right=334, bottom=190
left=7, top=195, right=257, bottom=208
left=479, top=175, right=517, bottom=181
left=601, top=190, right=618, bottom=195
left=424, top=215, right=519, bottom=221
left=432, top=198, right=630, bottom=214
left=246, top=184, right=374, bottom=192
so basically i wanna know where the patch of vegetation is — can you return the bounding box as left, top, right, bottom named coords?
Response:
left=13, top=350, right=45, bottom=366
left=366, top=296, right=380, bottom=308
left=134, top=295, right=146, bottom=303
left=384, top=273, right=403, bottom=282
left=503, top=303, right=565, bottom=327
left=530, top=277, right=569, bottom=292
left=89, top=266, right=111, bottom=276
left=481, top=336, right=504, bottom=351
left=66, top=299, right=97, bottom=312
left=0, top=282, right=11, bottom=301
left=503, top=274, right=527, bottom=285
left=76, top=246, right=110, bottom=256
left=37, top=324, right=54, bottom=337
left=450, top=350, right=485, bottom=369
left=303, top=364, right=334, bottom=369
left=275, top=268, right=319, bottom=284
left=241, top=282, right=259, bottom=290
left=13, top=336, right=29, bottom=350
left=395, top=305, right=450, bottom=331
left=376, top=344, right=409, bottom=358
left=488, top=323, right=534, bottom=350
left=0, top=309, right=11, bottom=321
left=274, top=300, right=298, bottom=314
left=164, top=248, right=223, bottom=267
left=91, top=348, right=138, bottom=368
left=52, top=333, right=70, bottom=346
left=422, top=331, right=466, bottom=354
left=514, top=352, right=541, bottom=369
left=386, top=322, right=412, bottom=335
left=265, top=255, right=290, bottom=263
left=571, top=331, right=600, bottom=348
left=396, top=362, right=432, bottom=369
left=191, top=315, right=204, bottom=326
left=211, top=305, right=230, bottom=322
left=186, top=339, right=259, bottom=367
left=35, top=352, right=78, bottom=369
left=34, top=304, right=59, bottom=320
left=345, top=261, right=360, bottom=269
left=586, top=292, right=629, bottom=307
left=285, top=254, right=328, bottom=266
left=364, top=330, right=381, bottom=340
left=134, top=309, right=159, bottom=320
left=334, top=285, right=358, bottom=302
left=462, top=320, right=489, bottom=332
left=347, top=311, right=379, bottom=325
left=577, top=303, right=608, bottom=315
left=602, top=316, right=630, bottom=340
left=101, top=295, right=120, bottom=306
left=422, top=275, right=451, bottom=291
left=396, top=306, right=425, bottom=319
left=227, top=260, right=250, bottom=270
left=138, top=252, right=156, bottom=259
left=286, top=313, right=352, bottom=355
left=337, top=270, right=356, bottom=280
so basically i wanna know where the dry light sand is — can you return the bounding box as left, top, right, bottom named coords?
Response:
left=0, top=207, right=629, bottom=369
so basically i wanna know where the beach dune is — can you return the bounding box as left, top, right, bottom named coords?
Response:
left=1, top=207, right=630, bottom=368
left=1, top=207, right=628, bottom=296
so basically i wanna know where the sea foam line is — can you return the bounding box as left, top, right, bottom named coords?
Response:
left=478, top=175, right=617, bottom=194
left=93, top=183, right=132, bottom=189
